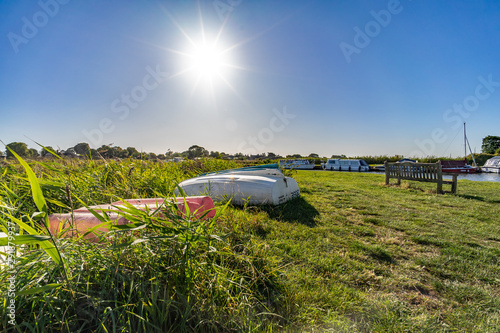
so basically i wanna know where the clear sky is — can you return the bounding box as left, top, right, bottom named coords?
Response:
left=1, top=0, right=500, bottom=158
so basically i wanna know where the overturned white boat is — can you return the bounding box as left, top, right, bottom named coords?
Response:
left=177, top=164, right=300, bottom=205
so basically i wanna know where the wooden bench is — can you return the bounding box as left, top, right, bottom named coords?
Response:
left=384, top=161, right=457, bottom=194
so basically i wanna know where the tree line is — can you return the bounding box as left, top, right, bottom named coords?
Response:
left=2, top=135, right=500, bottom=160
left=1, top=142, right=222, bottom=160
left=0, top=142, right=294, bottom=160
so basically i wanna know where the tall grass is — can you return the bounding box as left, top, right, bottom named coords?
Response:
left=0, top=157, right=287, bottom=332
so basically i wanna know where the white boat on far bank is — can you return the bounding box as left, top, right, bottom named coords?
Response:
left=481, top=156, right=500, bottom=173
left=322, top=159, right=370, bottom=172
left=372, top=158, right=417, bottom=172
left=279, top=159, right=315, bottom=170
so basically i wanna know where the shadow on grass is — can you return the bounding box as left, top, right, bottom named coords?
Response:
left=353, top=242, right=395, bottom=264
left=259, top=197, right=320, bottom=227
left=456, top=194, right=486, bottom=202
left=456, top=194, right=500, bottom=204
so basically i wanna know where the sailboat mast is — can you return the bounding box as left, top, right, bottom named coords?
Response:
left=464, top=122, right=478, bottom=167
left=463, top=123, right=466, bottom=160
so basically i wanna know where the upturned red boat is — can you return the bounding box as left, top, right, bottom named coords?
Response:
left=48, top=196, right=216, bottom=240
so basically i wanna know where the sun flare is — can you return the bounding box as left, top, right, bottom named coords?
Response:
left=160, top=5, right=250, bottom=103
left=189, top=42, right=228, bottom=80
left=175, top=36, right=238, bottom=99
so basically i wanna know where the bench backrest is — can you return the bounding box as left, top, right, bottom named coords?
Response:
left=385, top=161, right=443, bottom=183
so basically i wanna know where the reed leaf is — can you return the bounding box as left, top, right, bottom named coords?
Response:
left=0, top=234, right=51, bottom=246
left=16, top=283, right=62, bottom=296
left=7, top=146, right=48, bottom=216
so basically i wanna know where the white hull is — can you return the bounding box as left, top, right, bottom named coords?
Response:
left=324, top=166, right=370, bottom=172
left=481, top=167, right=500, bottom=173
left=482, top=157, right=500, bottom=173
left=322, top=159, right=370, bottom=172
left=279, top=160, right=315, bottom=170
left=177, top=174, right=300, bottom=206
left=284, top=165, right=315, bottom=170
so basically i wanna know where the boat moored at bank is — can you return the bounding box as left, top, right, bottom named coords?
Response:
left=440, top=159, right=480, bottom=173
left=322, top=159, right=370, bottom=172
left=279, top=159, right=315, bottom=170
left=481, top=156, right=500, bottom=173
left=372, top=158, right=417, bottom=171
left=440, top=123, right=480, bottom=173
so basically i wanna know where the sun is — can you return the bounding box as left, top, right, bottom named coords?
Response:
left=186, top=41, right=230, bottom=82
left=173, top=34, right=241, bottom=102
left=159, top=4, right=249, bottom=103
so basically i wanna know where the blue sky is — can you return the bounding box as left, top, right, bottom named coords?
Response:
left=1, top=0, right=500, bottom=157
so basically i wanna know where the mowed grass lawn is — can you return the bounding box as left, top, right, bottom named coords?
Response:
left=237, top=170, right=500, bottom=332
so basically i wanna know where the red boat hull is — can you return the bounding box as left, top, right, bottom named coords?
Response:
left=440, top=159, right=479, bottom=174
left=49, top=196, right=216, bottom=241
left=441, top=167, right=479, bottom=173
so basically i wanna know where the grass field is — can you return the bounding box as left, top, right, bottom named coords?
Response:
left=263, top=170, right=500, bottom=331
left=1, top=158, right=499, bottom=332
